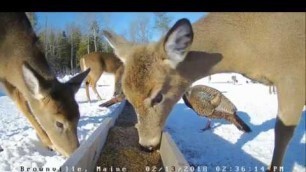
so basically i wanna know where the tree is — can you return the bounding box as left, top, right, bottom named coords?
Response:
left=66, top=23, right=81, bottom=74
left=34, top=13, right=118, bottom=76
left=129, top=15, right=152, bottom=43
left=90, top=20, right=100, bottom=52
left=154, top=12, right=172, bottom=36
left=77, top=36, right=89, bottom=62
left=77, top=13, right=97, bottom=54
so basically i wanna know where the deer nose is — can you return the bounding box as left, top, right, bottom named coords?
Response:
left=139, top=145, right=155, bottom=152
left=139, top=143, right=161, bottom=152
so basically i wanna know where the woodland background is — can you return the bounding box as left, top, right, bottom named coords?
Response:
left=26, top=12, right=173, bottom=76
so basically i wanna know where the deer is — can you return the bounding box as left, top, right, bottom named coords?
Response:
left=231, top=75, right=238, bottom=84
left=79, top=52, right=124, bottom=102
left=0, top=13, right=90, bottom=157
left=269, top=85, right=277, bottom=95
left=102, top=12, right=305, bottom=171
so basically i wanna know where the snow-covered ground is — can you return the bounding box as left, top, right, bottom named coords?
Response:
left=0, top=72, right=305, bottom=172
left=0, top=73, right=118, bottom=172
left=165, top=73, right=305, bottom=172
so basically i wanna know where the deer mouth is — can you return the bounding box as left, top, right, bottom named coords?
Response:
left=138, top=143, right=160, bottom=152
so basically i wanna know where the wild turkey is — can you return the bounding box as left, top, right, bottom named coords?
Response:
left=182, top=85, right=251, bottom=132
left=99, top=92, right=125, bottom=108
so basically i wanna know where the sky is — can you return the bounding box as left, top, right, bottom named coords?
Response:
left=36, top=12, right=206, bottom=41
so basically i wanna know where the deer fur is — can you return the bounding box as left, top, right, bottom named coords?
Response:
left=0, top=13, right=90, bottom=157
left=103, top=12, right=305, bottom=171
left=79, top=52, right=123, bottom=102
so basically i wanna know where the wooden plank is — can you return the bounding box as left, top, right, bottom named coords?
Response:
left=160, top=132, right=190, bottom=171
left=60, top=100, right=126, bottom=172
left=60, top=101, right=191, bottom=172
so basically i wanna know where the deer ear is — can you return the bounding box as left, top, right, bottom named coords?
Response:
left=22, top=62, right=49, bottom=100
left=66, top=68, right=90, bottom=94
left=163, top=18, right=193, bottom=69
left=102, top=30, right=131, bottom=64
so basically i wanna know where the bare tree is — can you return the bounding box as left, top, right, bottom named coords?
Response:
left=129, top=15, right=152, bottom=43
left=87, top=34, right=90, bottom=54
left=154, top=12, right=172, bottom=36
left=77, top=13, right=97, bottom=54
left=67, top=25, right=75, bottom=72
left=90, top=20, right=99, bottom=52
left=44, top=17, right=48, bottom=58
left=66, top=23, right=81, bottom=74
left=71, top=32, right=74, bottom=70
left=77, top=13, right=112, bottom=53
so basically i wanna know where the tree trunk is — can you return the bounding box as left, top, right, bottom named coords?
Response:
left=93, top=28, right=97, bottom=52
left=70, top=32, right=74, bottom=74
left=44, top=17, right=48, bottom=58
left=87, top=34, right=90, bottom=54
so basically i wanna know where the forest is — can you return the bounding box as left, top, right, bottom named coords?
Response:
left=26, top=12, right=172, bottom=76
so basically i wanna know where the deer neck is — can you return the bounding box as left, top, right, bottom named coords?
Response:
left=177, top=16, right=251, bottom=84
left=0, top=14, right=55, bottom=98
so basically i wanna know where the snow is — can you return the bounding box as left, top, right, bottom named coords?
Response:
left=165, top=73, right=305, bottom=172
left=0, top=73, right=118, bottom=172
left=0, top=72, right=305, bottom=172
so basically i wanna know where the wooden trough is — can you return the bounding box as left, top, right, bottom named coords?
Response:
left=60, top=100, right=189, bottom=172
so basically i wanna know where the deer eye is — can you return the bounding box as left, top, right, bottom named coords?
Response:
left=55, top=121, right=64, bottom=131
left=151, top=93, right=163, bottom=106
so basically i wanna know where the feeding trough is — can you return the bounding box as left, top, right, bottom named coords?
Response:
left=60, top=100, right=189, bottom=172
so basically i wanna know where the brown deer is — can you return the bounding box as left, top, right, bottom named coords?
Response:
left=102, top=13, right=305, bottom=171
left=79, top=52, right=124, bottom=102
left=0, top=13, right=90, bottom=157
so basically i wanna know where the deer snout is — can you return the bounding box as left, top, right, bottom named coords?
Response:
left=52, top=136, right=80, bottom=157
left=66, top=140, right=80, bottom=156
left=139, top=144, right=160, bottom=152
left=138, top=135, right=161, bottom=152
left=58, top=143, right=79, bottom=157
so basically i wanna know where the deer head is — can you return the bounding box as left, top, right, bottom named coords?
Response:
left=22, top=63, right=90, bottom=157
left=0, top=13, right=93, bottom=157
left=103, top=19, right=194, bottom=150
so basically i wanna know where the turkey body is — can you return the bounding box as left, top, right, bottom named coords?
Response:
left=182, top=85, right=251, bottom=132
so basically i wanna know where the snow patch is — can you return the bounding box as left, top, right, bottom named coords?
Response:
left=166, top=75, right=305, bottom=172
